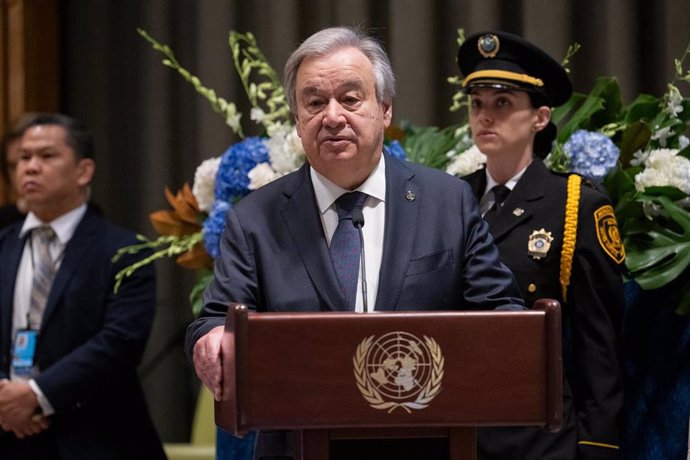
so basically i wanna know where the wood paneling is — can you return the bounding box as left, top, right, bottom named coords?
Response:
left=0, top=0, right=59, bottom=202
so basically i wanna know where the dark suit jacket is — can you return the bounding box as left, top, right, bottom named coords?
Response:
left=186, top=154, right=525, bottom=459
left=465, top=160, right=625, bottom=460
left=0, top=207, right=165, bottom=460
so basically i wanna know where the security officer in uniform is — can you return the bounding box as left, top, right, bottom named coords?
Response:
left=458, top=31, right=625, bottom=459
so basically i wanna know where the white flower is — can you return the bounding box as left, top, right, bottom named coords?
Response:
left=664, top=84, right=684, bottom=118
left=225, top=109, right=242, bottom=133
left=265, top=123, right=305, bottom=175
left=192, top=156, right=221, bottom=213
left=445, top=144, right=487, bottom=177
left=630, top=149, right=650, bottom=167
left=247, top=162, right=278, bottom=190
left=651, top=125, right=675, bottom=148
left=250, top=107, right=266, bottom=123
left=634, top=148, right=690, bottom=194
left=680, top=135, right=689, bottom=150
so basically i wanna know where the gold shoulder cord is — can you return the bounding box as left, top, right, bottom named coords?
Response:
left=560, top=174, right=581, bottom=302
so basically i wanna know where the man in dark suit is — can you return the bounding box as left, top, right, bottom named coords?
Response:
left=458, top=32, right=625, bottom=459
left=187, top=26, right=525, bottom=459
left=0, top=113, right=166, bottom=459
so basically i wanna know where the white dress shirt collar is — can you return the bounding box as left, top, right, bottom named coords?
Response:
left=19, top=203, right=88, bottom=244
left=310, top=153, right=386, bottom=215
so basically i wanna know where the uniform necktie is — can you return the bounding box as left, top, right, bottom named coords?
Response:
left=483, top=185, right=510, bottom=224
left=28, top=226, right=57, bottom=329
left=329, top=192, right=367, bottom=309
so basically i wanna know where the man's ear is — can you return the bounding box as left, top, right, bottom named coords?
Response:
left=382, top=102, right=393, bottom=128
left=77, top=158, right=96, bottom=186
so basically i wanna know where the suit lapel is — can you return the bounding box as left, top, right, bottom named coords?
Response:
left=488, top=160, right=547, bottom=241
left=374, top=156, right=419, bottom=311
left=0, top=225, right=25, bottom=359
left=41, top=210, right=97, bottom=328
left=280, top=164, right=349, bottom=311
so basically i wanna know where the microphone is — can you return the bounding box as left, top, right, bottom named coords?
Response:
left=351, top=208, right=367, bottom=313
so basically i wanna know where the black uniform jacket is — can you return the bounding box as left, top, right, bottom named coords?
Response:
left=464, top=159, right=625, bottom=460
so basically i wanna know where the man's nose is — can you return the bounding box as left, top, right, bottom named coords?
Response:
left=322, top=100, right=346, bottom=128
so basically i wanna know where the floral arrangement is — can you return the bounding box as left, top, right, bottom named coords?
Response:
left=115, top=29, right=690, bottom=315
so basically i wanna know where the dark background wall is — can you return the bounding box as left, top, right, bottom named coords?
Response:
left=56, top=0, right=690, bottom=441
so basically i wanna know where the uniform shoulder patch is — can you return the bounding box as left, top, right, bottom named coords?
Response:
left=594, top=205, right=625, bottom=264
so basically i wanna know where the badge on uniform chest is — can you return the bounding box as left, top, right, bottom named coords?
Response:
left=528, top=228, right=554, bottom=259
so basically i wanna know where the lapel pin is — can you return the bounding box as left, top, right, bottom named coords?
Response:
left=405, top=190, right=416, bottom=202
left=528, top=228, right=554, bottom=260
left=513, top=207, right=524, bottom=216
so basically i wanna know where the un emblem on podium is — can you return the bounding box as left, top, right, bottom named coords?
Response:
left=353, top=331, right=444, bottom=413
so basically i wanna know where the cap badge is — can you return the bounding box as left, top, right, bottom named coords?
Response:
left=527, top=228, right=554, bottom=260
left=478, top=34, right=500, bottom=58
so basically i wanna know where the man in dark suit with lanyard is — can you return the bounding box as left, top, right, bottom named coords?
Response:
left=187, top=26, right=526, bottom=460
left=0, top=113, right=165, bottom=459
left=458, top=31, right=625, bottom=459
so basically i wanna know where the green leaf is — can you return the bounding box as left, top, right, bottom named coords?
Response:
left=618, top=121, right=652, bottom=163
left=555, top=78, right=623, bottom=141
left=625, top=196, right=690, bottom=290
left=624, top=93, right=661, bottom=124
left=189, top=269, right=214, bottom=317
left=400, top=123, right=467, bottom=170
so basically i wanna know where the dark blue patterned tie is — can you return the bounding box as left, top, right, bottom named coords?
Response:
left=329, top=192, right=367, bottom=309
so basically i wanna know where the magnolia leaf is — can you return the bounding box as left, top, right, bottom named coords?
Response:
left=176, top=242, right=213, bottom=270
left=618, top=121, right=652, bottom=162
left=150, top=210, right=200, bottom=237
left=164, top=184, right=202, bottom=225
left=588, top=77, right=624, bottom=128
left=624, top=93, right=661, bottom=124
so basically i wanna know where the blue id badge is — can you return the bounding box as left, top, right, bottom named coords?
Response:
left=12, top=329, right=38, bottom=378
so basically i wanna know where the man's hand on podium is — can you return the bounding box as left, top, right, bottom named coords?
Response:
left=193, top=325, right=225, bottom=401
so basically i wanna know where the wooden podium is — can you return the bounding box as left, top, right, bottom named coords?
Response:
left=216, top=299, right=562, bottom=459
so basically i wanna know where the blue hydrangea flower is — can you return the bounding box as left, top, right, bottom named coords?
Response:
left=203, top=200, right=231, bottom=259
left=214, top=137, right=269, bottom=202
left=386, top=140, right=407, bottom=161
left=563, top=129, right=620, bottom=181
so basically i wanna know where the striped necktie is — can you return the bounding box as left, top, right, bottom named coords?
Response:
left=28, top=226, right=57, bottom=330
